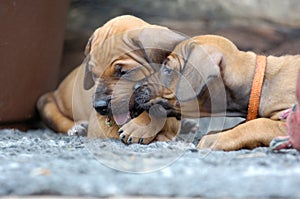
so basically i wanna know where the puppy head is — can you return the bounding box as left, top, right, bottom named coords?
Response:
left=134, top=39, right=225, bottom=118
left=83, top=15, right=150, bottom=90
left=83, top=18, right=186, bottom=125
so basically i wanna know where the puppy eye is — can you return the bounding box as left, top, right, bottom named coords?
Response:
left=160, top=65, right=175, bottom=87
left=115, top=64, right=127, bottom=77
left=162, top=65, right=173, bottom=75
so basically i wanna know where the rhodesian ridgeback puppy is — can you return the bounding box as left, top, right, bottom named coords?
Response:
left=37, top=15, right=185, bottom=143
left=133, top=35, right=300, bottom=151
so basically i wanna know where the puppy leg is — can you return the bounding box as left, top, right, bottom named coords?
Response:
left=198, top=118, right=287, bottom=151
left=154, top=130, right=177, bottom=142
left=154, top=117, right=180, bottom=142
left=118, top=111, right=160, bottom=144
left=118, top=111, right=179, bottom=144
left=37, top=93, right=75, bottom=133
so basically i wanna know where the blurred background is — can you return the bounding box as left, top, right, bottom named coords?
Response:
left=1, top=0, right=300, bottom=127
left=62, top=0, right=300, bottom=79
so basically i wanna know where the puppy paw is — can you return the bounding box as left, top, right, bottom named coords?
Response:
left=197, top=133, right=225, bottom=150
left=154, top=131, right=177, bottom=142
left=117, top=110, right=167, bottom=145
left=197, top=133, right=238, bottom=151
left=67, top=122, right=88, bottom=136
left=118, top=121, right=157, bottom=145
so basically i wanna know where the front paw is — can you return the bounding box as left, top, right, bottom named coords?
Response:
left=67, top=122, right=88, bottom=136
left=118, top=121, right=158, bottom=145
left=197, top=133, right=224, bottom=150
left=197, top=134, right=217, bottom=149
left=197, top=133, right=238, bottom=151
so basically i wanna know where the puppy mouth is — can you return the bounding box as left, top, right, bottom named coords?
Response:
left=113, top=112, right=131, bottom=125
left=136, top=97, right=181, bottom=120
left=112, top=107, right=144, bottom=125
left=105, top=98, right=144, bottom=126
left=133, top=84, right=181, bottom=119
left=95, top=84, right=177, bottom=125
left=100, top=109, right=141, bottom=126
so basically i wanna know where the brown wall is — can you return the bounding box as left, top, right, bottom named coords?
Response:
left=0, top=0, right=69, bottom=124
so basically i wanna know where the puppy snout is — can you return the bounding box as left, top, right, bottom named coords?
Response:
left=134, top=85, right=152, bottom=105
left=93, top=97, right=111, bottom=115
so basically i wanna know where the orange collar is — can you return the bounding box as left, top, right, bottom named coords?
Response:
left=246, top=55, right=267, bottom=121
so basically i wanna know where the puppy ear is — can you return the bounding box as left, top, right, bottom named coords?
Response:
left=82, top=33, right=96, bottom=90
left=84, top=32, right=94, bottom=56
left=135, top=27, right=187, bottom=64
left=83, top=54, right=95, bottom=90
left=176, top=43, right=223, bottom=102
left=83, top=30, right=101, bottom=90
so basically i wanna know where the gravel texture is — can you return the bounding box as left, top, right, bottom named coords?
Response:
left=1, top=119, right=300, bottom=198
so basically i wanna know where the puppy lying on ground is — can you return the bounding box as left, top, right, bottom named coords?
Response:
left=37, top=15, right=185, bottom=144
left=132, top=35, right=300, bottom=151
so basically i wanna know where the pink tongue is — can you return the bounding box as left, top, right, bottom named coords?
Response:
left=113, top=112, right=130, bottom=125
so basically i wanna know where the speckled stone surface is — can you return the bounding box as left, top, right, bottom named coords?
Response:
left=1, top=127, right=300, bottom=198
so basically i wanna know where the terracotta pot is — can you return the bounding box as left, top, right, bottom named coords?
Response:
left=0, top=0, right=69, bottom=126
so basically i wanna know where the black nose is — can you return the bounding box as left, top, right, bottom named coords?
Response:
left=134, top=86, right=152, bottom=105
left=93, top=97, right=111, bottom=115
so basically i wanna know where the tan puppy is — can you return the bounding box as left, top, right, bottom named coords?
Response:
left=133, top=35, right=300, bottom=151
left=37, top=15, right=185, bottom=143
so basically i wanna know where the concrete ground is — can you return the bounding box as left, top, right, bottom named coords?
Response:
left=1, top=118, right=300, bottom=198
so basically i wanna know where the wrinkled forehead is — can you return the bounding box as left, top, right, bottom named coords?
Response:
left=93, top=26, right=186, bottom=59
left=165, top=39, right=205, bottom=71
left=88, top=15, right=149, bottom=52
left=163, top=54, right=181, bottom=71
left=171, top=39, right=195, bottom=58
left=164, top=46, right=189, bottom=71
left=90, top=47, right=152, bottom=77
left=91, top=28, right=180, bottom=71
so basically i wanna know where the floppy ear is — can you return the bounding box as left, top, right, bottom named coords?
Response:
left=176, top=43, right=224, bottom=102
left=134, top=27, right=187, bottom=65
left=83, top=54, right=95, bottom=90
left=84, top=33, right=94, bottom=56
left=83, top=34, right=95, bottom=90
left=83, top=25, right=114, bottom=90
